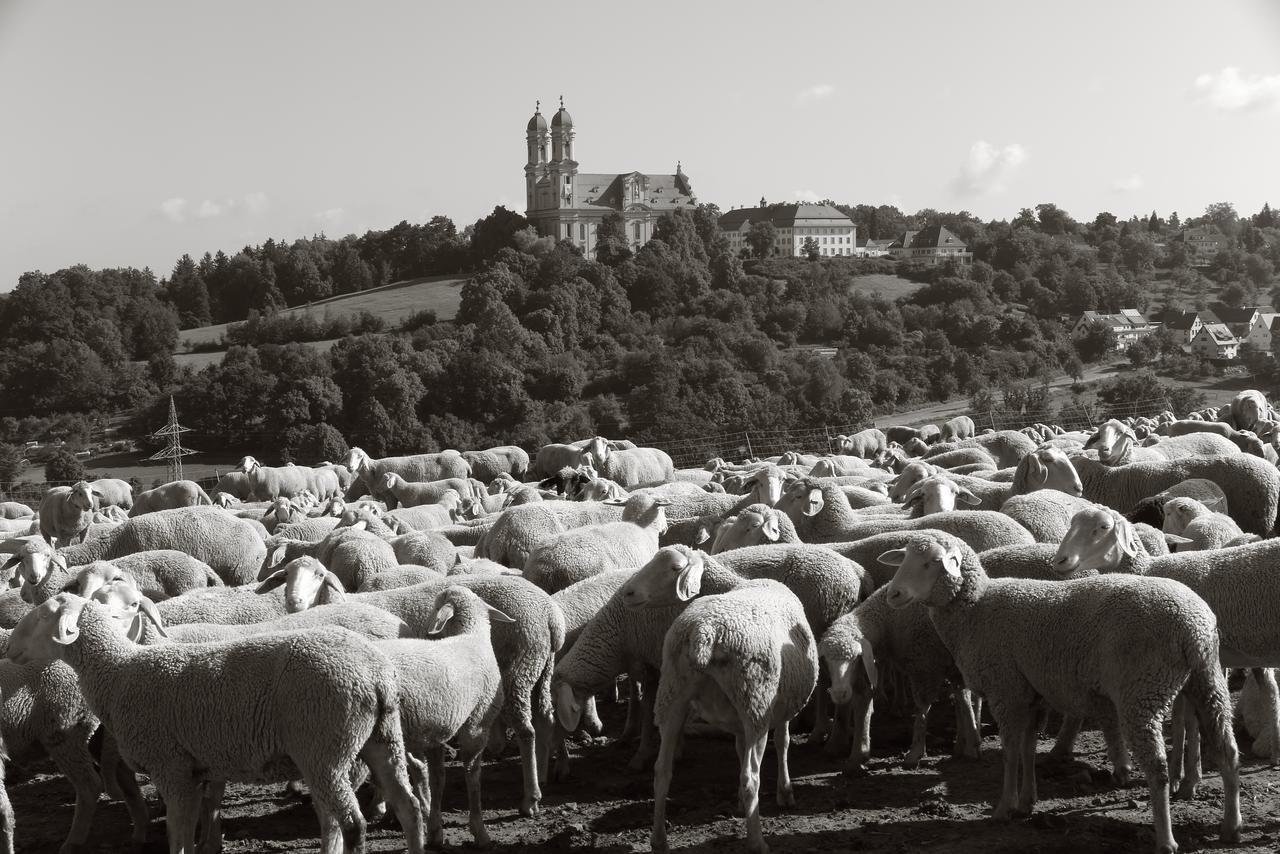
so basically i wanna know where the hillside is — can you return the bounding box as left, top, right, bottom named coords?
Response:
left=176, top=274, right=467, bottom=350
left=847, top=272, right=922, bottom=300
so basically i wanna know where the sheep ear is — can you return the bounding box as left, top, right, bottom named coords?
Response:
left=859, top=639, right=879, bottom=692
left=1164, top=533, right=1193, bottom=551
left=877, top=549, right=907, bottom=567
left=956, top=488, right=981, bottom=506
left=350, top=519, right=368, bottom=531
left=803, top=488, right=825, bottom=517
left=693, top=525, right=710, bottom=546
left=321, top=570, right=346, bottom=597
left=256, top=570, right=287, bottom=593
left=675, top=553, right=705, bottom=601
left=1083, top=432, right=1099, bottom=449
left=1201, top=495, right=1226, bottom=511
left=0, top=556, right=20, bottom=573
left=601, top=497, right=628, bottom=506
left=941, top=546, right=964, bottom=579
left=1115, top=517, right=1139, bottom=557
left=52, top=603, right=83, bottom=645
left=427, top=602, right=455, bottom=635
left=761, top=515, right=781, bottom=542
left=485, top=604, right=516, bottom=624
left=137, top=596, right=169, bottom=639
left=556, top=682, right=583, bottom=731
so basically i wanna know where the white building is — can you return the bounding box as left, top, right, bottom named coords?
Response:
left=718, top=203, right=857, bottom=258
left=1245, top=312, right=1280, bottom=353
left=1190, top=323, right=1240, bottom=360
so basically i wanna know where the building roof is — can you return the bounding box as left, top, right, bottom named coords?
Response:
left=1207, top=303, right=1258, bottom=325
left=1183, top=226, right=1226, bottom=241
left=552, top=104, right=573, bottom=129
left=857, top=237, right=895, bottom=249
left=557, top=170, right=695, bottom=213
left=717, top=203, right=854, bottom=230
left=527, top=108, right=547, bottom=133
left=1258, top=312, right=1280, bottom=331
left=904, top=224, right=967, bottom=250
left=1154, top=309, right=1200, bottom=330
left=1197, top=323, right=1238, bottom=345
left=1078, top=309, right=1152, bottom=330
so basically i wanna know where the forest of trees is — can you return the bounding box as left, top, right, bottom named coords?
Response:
left=1, top=198, right=1277, bottom=463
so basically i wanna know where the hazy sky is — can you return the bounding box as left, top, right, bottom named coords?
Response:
left=2, top=0, right=1278, bottom=288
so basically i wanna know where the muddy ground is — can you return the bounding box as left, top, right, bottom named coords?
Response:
left=9, top=699, right=1280, bottom=853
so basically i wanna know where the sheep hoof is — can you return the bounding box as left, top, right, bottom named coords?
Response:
left=520, top=799, right=541, bottom=818
left=902, top=750, right=924, bottom=770
left=841, top=760, right=870, bottom=779
left=776, top=786, right=796, bottom=809
left=1172, top=780, right=1198, bottom=801
left=1220, top=818, right=1241, bottom=844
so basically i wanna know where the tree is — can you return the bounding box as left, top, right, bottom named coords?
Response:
left=44, top=448, right=87, bottom=483
left=0, top=444, right=23, bottom=484
left=1203, top=201, right=1240, bottom=238
left=1168, top=211, right=1181, bottom=230
left=801, top=236, right=821, bottom=261
left=594, top=212, right=632, bottom=266
left=1074, top=321, right=1116, bottom=363
left=746, top=221, right=778, bottom=258
left=167, top=254, right=212, bottom=328
left=469, top=206, right=530, bottom=266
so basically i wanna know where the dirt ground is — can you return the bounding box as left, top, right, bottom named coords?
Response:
left=9, top=698, right=1280, bottom=854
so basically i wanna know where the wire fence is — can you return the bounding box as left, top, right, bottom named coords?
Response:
left=960, top=396, right=1176, bottom=434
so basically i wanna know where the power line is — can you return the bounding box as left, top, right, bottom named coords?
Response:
left=146, top=397, right=198, bottom=482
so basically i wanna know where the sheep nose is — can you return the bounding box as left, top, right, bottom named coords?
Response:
left=828, top=686, right=852, bottom=705
left=1052, top=551, right=1077, bottom=571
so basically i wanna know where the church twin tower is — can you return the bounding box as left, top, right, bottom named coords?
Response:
left=522, top=98, right=694, bottom=257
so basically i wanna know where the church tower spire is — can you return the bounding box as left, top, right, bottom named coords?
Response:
left=548, top=96, right=578, bottom=208
left=525, top=101, right=549, bottom=213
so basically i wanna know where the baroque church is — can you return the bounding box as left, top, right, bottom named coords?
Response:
left=524, top=98, right=695, bottom=257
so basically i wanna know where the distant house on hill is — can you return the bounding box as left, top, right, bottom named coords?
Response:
left=1181, top=226, right=1229, bottom=266
left=1071, top=309, right=1155, bottom=351
left=888, top=225, right=972, bottom=264
left=1152, top=308, right=1203, bottom=344
left=856, top=237, right=895, bottom=258
left=718, top=203, right=857, bottom=258
left=1245, top=312, right=1280, bottom=353
left=1190, top=322, right=1240, bottom=360
left=1206, top=303, right=1260, bottom=339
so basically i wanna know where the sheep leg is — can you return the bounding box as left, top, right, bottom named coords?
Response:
left=1171, top=694, right=1202, bottom=800
left=1017, top=716, right=1038, bottom=816
left=1185, top=660, right=1242, bottom=843
left=822, top=698, right=853, bottom=759
left=154, top=777, right=201, bottom=854
left=425, top=745, right=446, bottom=849
left=991, top=704, right=1034, bottom=821
left=47, top=736, right=103, bottom=854
left=304, top=769, right=366, bottom=854
left=534, top=663, right=556, bottom=787
left=651, top=702, right=689, bottom=854
left=843, top=692, right=874, bottom=775
left=195, top=781, right=224, bottom=854
left=740, top=728, right=770, bottom=854
left=629, top=671, right=661, bottom=772
left=1099, top=718, right=1131, bottom=787
left=550, top=723, right=572, bottom=783
left=404, top=754, right=429, bottom=829
left=1252, top=666, right=1280, bottom=765
left=457, top=732, right=492, bottom=848
left=355, top=735, right=423, bottom=854
left=581, top=696, right=605, bottom=737
left=952, top=687, right=981, bottom=760
left=904, top=697, right=932, bottom=769
left=1122, top=710, right=1176, bottom=854
left=773, top=720, right=795, bottom=808
left=808, top=669, right=833, bottom=744
left=0, top=772, right=12, bottom=854
left=1047, top=716, right=1082, bottom=762
left=621, top=677, right=643, bottom=740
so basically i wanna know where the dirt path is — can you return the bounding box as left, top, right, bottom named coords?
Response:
left=10, top=702, right=1280, bottom=853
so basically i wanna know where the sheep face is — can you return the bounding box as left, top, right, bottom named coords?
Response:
left=7, top=594, right=88, bottom=665
left=1015, top=447, right=1082, bottom=498
left=89, top=578, right=168, bottom=641
left=620, top=546, right=702, bottom=608
left=709, top=507, right=780, bottom=554
left=903, top=477, right=979, bottom=516
left=888, top=462, right=938, bottom=503
left=1084, top=420, right=1136, bottom=466
left=73, top=562, right=126, bottom=599
left=776, top=480, right=825, bottom=525
left=69, top=482, right=98, bottom=513
left=822, top=638, right=877, bottom=705
left=237, top=455, right=261, bottom=475
left=880, top=538, right=963, bottom=610
left=214, top=493, right=237, bottom=509
left=1052, top=507, right=1137, bottom=575
left=747, top=467, right=788, bottom=507
left=256, top=556, right=345, bottom=612
left=1161, top=498, right=1209, bottom=536
left=615, top=493, right=670, bottom=532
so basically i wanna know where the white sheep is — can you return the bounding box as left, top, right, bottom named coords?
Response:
left=1160, top=497, right=1257, bottom=551
left=380, top=472, right=484, bottom=509
left=60, top=552, right=224, bottom=602
left=622, top=560, right=816, bottom=854
left=1084, top=418, right=1239, bottom=465
left=833, top=428, right=887, bottom=459
left=88, top=478, right=133, bottom=512
left=461, top=445, right=531, bottom=483
left=882, top=530, right=1240, bottom=853
left=126, top=480, right=211, bottom=517
left=0, top=503, right=34, bottom=521
left=578, top=436, right=675, bottom=487
left=238, top=455, right=341, bottom=502
left=211, top=470, right=253, bottom=503
left=475, top=500, right=627, bottom=568
left=522, top=494, right=669, bottom=593
left=342, top=447, right=471, bottom=502
left=6, top=593, right=426, bottom=854
left=38, top=482, right=98, bottom=547
left=255, top=557, right=564, bottom=817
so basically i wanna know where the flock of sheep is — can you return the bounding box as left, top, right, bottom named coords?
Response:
left=1, top=390, right=1279, bottom=853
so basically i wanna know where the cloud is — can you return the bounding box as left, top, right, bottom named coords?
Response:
left=796, top=83, right=835, bottom=103
left=954, top=140, right=1027, bottom=196
left=158, top=192, right=269, bottom=222
left=314, top=208, right=346, bottom=230
left=794, top=189, right=823, bottom=203
left=1112, top=173, right=1144, bottom=193
left=159, top=197, right=187, bottom=222
left=1194, top=67, right=1280, bottom=111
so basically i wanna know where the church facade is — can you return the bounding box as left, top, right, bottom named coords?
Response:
left=524, top=99, right=695, bottom=257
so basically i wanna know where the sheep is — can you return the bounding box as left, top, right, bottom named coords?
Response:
left=1084, top=419, right=1240, bottom=465
left=809, top=455, right=878, bottom=478
left=535, top=442, right=591, bottom=478
left=883, top=425, right=922, bottom=445
left=359, top=566, right=442, bottom=591
left=0, top=653, right=149, bottom=852
left=1036, top=446, right=1280, bottom=536
left=343, top=446, right=471, bottom=502
left=900, top=475, right=982, bottom=518
left=126, top=479, right=212, bottom=517
left=574, top=476, right=629, bottom=502
left=93, top=505, right=130, bottom=524
left=1166, top=419, right=1273, bottom=457
left=255, top=558, right=564, bottom=817
left=833, top=428, right=887, bottom=459
left=271, top=515, right=342, bottom=543
left=522, top=494, right=669, bottom=594
left=1161, top=497, right=1257, bottom=551
left=155, top=585, right=291, bottom=626
left=777, top=478, right=1035, bottom=551
left=999, top=491, right=1168, bottom=555
left=211, top=470, right=253, bottom=503
left=58, top=551, right=224, bottom=603
left=382, top=496, right=465, bottom=532
left=819, top=587, right=979, bottom=773
left=475, top=500, right=626, bottom=568
left=1221, top=389, right=1271, bottom=433
left=1126, top=478, right=1230, bottom=529
left=578, top=436, right=675, bottom=487
left=457, top=492, right=514, bottom=520
left=940, top=415, right=975, bottom=442
left=0, top=503, right=33, bottom=521
left=1053, top=506, right=1280, bottom=782
left=883, top=531, right=1241, bottom=853
left=624, top=568, right=816, bottom=854
left=462, top=445, right=531, bottom=483
left=927, top=430, right=1037, bottom=469
left=6, top=593, right=427, bottom=854
left=708, top=505, right=801, bottom=553
left=38, top=481, right=98, bottom=547
left=380, top=472, right=484, bottom=510
left=366, top=585, right=510, bottom=848
left=239, top=456, right=341, bottom=503
left=87, top=478, right=132, bottom=512
left=0, top=591, right=32, bottom=630
left=918, top=446, right=997, bottom=471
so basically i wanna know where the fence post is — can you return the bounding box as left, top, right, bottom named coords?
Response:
left=744, top=432, right=754, bottom=461
left=824, top=426, right=832, bottom=454
left=988, top=409, right=997, bottom=431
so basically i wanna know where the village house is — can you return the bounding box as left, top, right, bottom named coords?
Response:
left=855, top=237, right=895, bottom=257
left=1182, top=226, right=1229, bottom=266
left=1245, top=312, right=1280, bottom=353
left=1206, top=302, right=1260, bottom=339
left=1071, top=309, right=1156, bottom=350
left=1152, top=308, right=1204, bottom=344
left=718, top=203, right=858, bottom=258
left=1190, top=322, right=1240, bottom=360
left=888, top=225, right=972, bottom=264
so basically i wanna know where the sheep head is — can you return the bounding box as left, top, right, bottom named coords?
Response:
left=0, top=536, right=67, bottom=594
left=880, top=535, right=965, bottom=610
left=1161, top=497, right=1211, bottom=536
left=709, top=505, right=783, bottom=553
left=237, top=455, right=262, bottom=475
left=256, top=556, right=346, bottom=612
left=1052, top=506, right=1139, bottom=575
left=6, top=593, right=94, bottom=665
left=89, top=578, right=168, bottom=642
left=1084, top=419, right=1137, bottom=466
left=620, top=546, right=705, bottom=607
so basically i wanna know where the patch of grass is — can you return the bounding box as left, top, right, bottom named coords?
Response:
left=848, top=273, right=922, bottom=300
left=176, top=274, right=467, bottom=349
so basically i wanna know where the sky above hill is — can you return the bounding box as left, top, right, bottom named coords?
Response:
left=2, top=0, right=1278, bottom=289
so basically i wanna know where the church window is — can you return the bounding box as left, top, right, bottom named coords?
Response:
left=580, top=223, right=586, bottom=240
left=633, top=222, right=642, bottom=241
